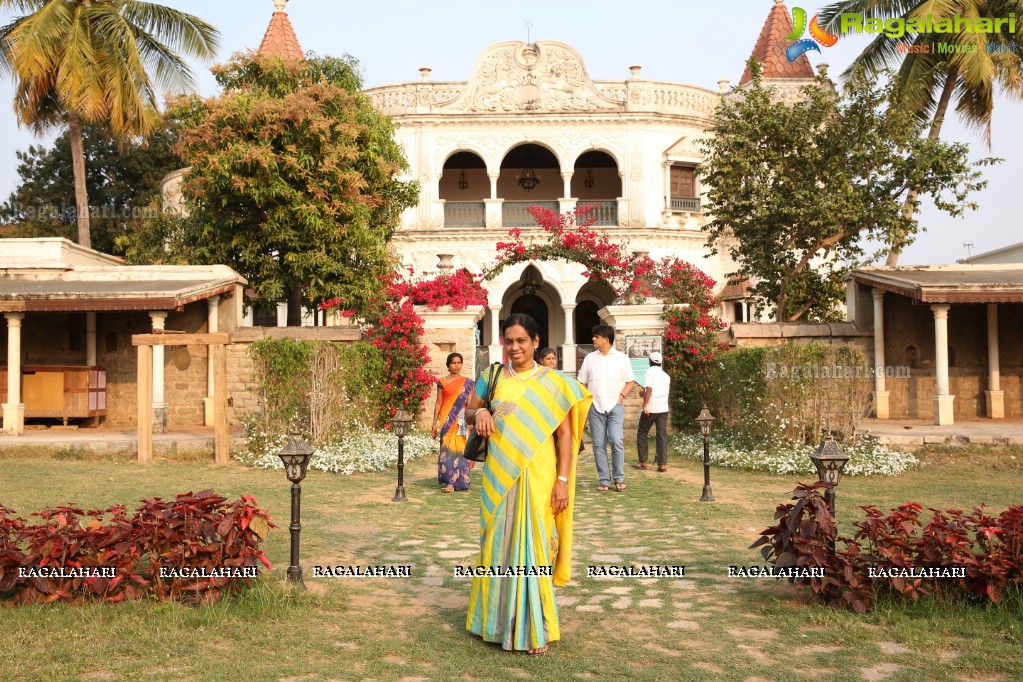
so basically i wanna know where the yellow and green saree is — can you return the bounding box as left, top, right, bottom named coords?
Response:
left=466, top=365, right=592, bottom=651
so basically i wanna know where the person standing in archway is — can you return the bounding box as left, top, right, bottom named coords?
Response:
left=577, top=324, right=635, bottom=492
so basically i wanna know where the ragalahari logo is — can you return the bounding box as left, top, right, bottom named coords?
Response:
left=785, top=7, right=838, bottom=62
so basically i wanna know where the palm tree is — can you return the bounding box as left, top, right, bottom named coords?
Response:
left=0, top=0, right=219, bottom=249
left=820, top=0, right=1023, bottom=264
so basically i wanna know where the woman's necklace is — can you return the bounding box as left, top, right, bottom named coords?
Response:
left=507, top=361, right=539, bottom=381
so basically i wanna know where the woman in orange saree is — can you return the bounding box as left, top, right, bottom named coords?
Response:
left=432, top=352, right=473, bottom=492
left=464, top=314, right=592, bottom=655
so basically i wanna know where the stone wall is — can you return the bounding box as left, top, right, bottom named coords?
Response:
left=226, top=326, right=363, bottom=428
left=417, top=306, right=485, bottom=430
left=880, top=299, right=1023, bottom=419
left=726, top=322, right=873, bottom=355
left=11, top=303, right=212, bottom=427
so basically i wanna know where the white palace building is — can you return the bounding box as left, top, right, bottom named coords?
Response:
left=165, top=0, right=819, bottom=374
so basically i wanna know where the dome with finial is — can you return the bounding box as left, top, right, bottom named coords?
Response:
left=259, top=0, right=304, bottom=61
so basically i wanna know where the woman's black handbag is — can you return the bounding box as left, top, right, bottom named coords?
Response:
left=463, top=363, right=502, bottom=463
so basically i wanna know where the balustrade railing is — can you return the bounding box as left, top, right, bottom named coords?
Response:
left=444, top=201, right=486, bottom=228
left=579, top=201, right=618, bottom=226
left=502, top=201, right=560, bottom=227
left=670, top=197, right=702, bottom=212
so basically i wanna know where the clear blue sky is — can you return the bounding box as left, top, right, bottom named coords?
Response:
left=0, top=0, right=1019, bottom=264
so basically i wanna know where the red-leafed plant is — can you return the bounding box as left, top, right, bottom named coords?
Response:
left=754, top=485, right=1023, bottom=613
left=0, top=491, right=273, bottom=606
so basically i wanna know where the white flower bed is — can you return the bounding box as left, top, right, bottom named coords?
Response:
left=235, top=423, right=436, bottom=476
left=670, top=432, right=918, bottom=477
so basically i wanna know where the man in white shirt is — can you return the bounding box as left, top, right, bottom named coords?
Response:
left=578, top=324, right=635, bottom=492
left=635, top=351, right=671, bottom=472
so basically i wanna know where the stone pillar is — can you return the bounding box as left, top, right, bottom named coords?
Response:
left=488, top=173, right=499, bottom=200
left=488, top=304, right=503, bottom=364
left=871, top=289, right=889, bottom=419
left=86, top=312, right=97, bottom=366
left=931, top=303, right=954, bottom=426
left=484, top=197, right=504, bottom=230
left=3, top=312, right=25, bottom=435
left=663, top=163, right=672, bottom=211
left=149, top=311, right=168, bottom=434
left=986, top=303, right=1004, bottom=419
left=561, top=172, right=573, bottom=199
left=561, top=303, right=577, bottom=373
left=204, top=296, right=220, bottom=426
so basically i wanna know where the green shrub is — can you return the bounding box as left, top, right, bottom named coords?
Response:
left=702, top=342, right=873, bottom=445
left=246, top=339, right=389, bottom=444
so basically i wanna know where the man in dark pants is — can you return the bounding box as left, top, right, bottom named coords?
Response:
left=636, top=351, right=671, bottom=472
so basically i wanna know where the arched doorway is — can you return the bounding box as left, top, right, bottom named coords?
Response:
left=575, top=300, right=601, bottom=344
left=511, top=294, right=549, bottom=352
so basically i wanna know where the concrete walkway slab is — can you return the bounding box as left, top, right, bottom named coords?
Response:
left=859, top=418, right=1023, bottom=447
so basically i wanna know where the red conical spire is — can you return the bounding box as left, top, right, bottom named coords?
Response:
left=740, top=0, right=815, bottom=85
left=258, top=0, right=305, bottom=62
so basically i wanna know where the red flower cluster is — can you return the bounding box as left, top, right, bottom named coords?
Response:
left=492, top=205, right=633, bottom=291
left=320, top=268, right=488, bottom=423
left=389, top=268, right=488, bottom=310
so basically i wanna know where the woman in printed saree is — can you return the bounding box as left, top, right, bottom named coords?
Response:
left=464, top=314, right=592, bottom=655
left=432, top=352, right=473, bottom=492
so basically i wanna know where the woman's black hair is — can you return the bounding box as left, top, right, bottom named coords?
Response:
left=501, top=313, right=540, bottom=341
left=538, top=347, right=556, bottom=359
left=445, top=352, right=464, bottom=368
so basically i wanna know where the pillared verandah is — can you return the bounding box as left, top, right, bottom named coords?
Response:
left=321, top=206, right=725, bottom=427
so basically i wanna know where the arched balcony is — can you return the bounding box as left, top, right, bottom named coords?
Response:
left=435, top=144, right=625, bottom=229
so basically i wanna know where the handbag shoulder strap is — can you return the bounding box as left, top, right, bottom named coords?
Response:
left=484, top=362, right=502, bottom=407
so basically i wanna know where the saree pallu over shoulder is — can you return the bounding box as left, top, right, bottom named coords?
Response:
left=467, top=367, right=592, bottom=650
left=479, top=368, right=592, bottom=586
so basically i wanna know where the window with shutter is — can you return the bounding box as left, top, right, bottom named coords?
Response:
left=670, top=166, right=695, bottom=198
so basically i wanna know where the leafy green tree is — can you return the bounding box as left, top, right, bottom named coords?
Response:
left=0, top=123, right=182, bottom=253
left=700, top=63, right=990, bottom=322
left=161, top=51, right=418, bottom=325
left=820, top=0, right=1023, bottom=263
left=0, top=0, right=219, bottom=250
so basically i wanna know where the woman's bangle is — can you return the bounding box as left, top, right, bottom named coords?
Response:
left=557, top=475, right=568, bottom=483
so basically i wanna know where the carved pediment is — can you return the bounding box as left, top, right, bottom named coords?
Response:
left=664, top=135, right=707, bottom=160
left=445, top=41, right=624, bottom=114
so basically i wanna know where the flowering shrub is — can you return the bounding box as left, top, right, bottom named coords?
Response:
left=670, top=432, right=918, bottom=477
left=663, top=304, right=729, bottom=426
left=0, top=493, right=272, bottom=606
left=391, top=268, right=488, bottom=310
left=235, top=422, right=435, bottom=475
left=489, top=206, right=726, bottom=416
left=491, top=205, right=633, bottom=290
left=753, top=485, right=1023, bottom=613
left=321, top=267, right=488, bottom=423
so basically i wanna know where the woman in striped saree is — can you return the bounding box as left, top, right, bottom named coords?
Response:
left=464, top=313, right=592, bottom=655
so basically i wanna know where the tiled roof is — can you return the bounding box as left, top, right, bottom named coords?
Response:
left=258, top=9, right=304, bottom=62
left=718, top=277, right=751, bottom=301
left=740, top=0, right=815, bottom=84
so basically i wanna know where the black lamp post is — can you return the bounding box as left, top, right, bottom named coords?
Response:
left=695, top=405, right=715, bottom=502
left=809, top=435, right=850, bottom=552
left=278, top=432, right=314, bottom=588
left=391, top=410, right=413, bottom=502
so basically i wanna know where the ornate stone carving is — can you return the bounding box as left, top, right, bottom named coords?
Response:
left=447, top=41, right=623, bottom=114
left=665, top=135, right=708, bottom=160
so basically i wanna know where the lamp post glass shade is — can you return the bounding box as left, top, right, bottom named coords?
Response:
left=809, top=436, right=850, bottom=486
left=391, top=410, right=413, bottom=437
left=278, top=433, right=315, bottom=483
left=695, top=406, right=715, bottom=438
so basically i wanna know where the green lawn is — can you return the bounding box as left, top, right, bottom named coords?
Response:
left=1, top=443, right=1021, bottom=681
